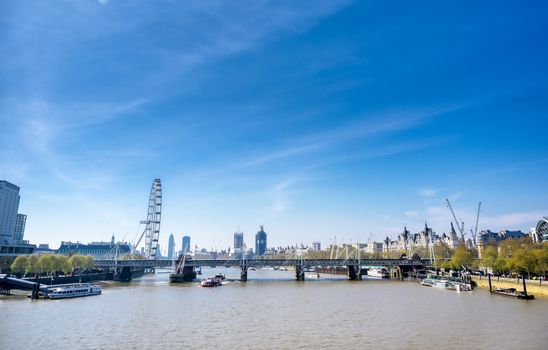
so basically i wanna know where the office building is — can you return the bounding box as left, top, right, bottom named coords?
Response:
left=14, top=213, right=27, bottom=244
left=167, top=233, right=175, bottom=259
left=182, top=235, right=191, bottom=255
left=312, top=241, right=321, bottom=251
left=0, top=180, right=22, bottom=245
left=255, top=225, right=267, bottom=256
left=234, top=231, right=244, bottom=258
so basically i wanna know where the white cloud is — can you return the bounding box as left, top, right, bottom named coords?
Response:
left=419, top=188, right=438, bottom=197
left=405, top=211, right=418, bottom=217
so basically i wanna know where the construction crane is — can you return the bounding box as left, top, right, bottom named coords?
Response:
left=473, top=202, right=482, bottom=247
left=446, top=198, right=465, bottom=241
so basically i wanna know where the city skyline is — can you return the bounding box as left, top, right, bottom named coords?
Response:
left=2, top=1, right=548, bottom=250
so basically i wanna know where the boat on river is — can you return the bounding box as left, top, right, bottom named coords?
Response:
left=305, top=273, right=320, bottom=279
left=47, top=283, right=101, bottom=299
left=492, top=288, right=534, bottom=300
left=214, top=273, right=226, bottom=280
left=368, top=268, right=389, bottom=279
left=421, top=278, right=471, bottom=292
left=200, top=278, right=222, bottom=287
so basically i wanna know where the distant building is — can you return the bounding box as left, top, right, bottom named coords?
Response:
left=0, top=180, right=22, bottom=245
left=233, top=231, right=244, bottom=257
left=255, top=225, right=267, bottom=256
left=383, top=223, right=465, bottom=256
left=14, top=214, right=27, bottom=245
left=478, top=229, right=526, bottom=243
left=58, top=239, right=132, bottom=259
left=35, top=243, right=56, bottom=255
left=182, top=236, right=191, bottom=255
left=312, top=241, right=321, bottom=251
left=533, top=217, right=548, bottom=242
left=167, top=233, right=175, bottom=259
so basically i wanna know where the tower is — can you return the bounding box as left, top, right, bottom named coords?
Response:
left=255, top=225, right=267, bottom=256
left=0, top=180, right=22, bottom=245
left=167, top=233, right=175, bottom=259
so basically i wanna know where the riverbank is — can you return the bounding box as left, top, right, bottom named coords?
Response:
left=473, top=276, right=548, bottom=297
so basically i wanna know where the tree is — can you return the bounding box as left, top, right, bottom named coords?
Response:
left=509, top=248, right=536, bottom=278
left=482, top=246, right=498, bottom=270
left=69, top=255, right=86, bottom=271
left=450, top=245, right=474, bottom=270
left=11, top=256, right=29, bottom=276
left=36, top=254, right=55, bottom=275
left=25, top=255, right=39, bottom=276
left=83, top=255, right=95, bottom=270
left=53, top=255, right=72, bottom=275
left=434, top=242, right=453, bottom=259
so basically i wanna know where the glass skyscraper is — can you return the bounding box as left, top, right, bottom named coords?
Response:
left=0, top=180, right=23, bottom=245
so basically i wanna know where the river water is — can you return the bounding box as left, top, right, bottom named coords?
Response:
left=1, top=268, right=547, bottom=350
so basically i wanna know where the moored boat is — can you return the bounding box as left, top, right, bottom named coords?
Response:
left=305, top=273, right=320, bottom=279
left=492, top=288, right=534, bottom=300
left=47, top=283, right=101, bottom=299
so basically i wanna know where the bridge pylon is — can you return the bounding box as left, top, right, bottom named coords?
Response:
left=348, top=264, right=361, bottom=280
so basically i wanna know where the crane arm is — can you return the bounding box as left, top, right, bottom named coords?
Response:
left=446, top=199, right=464, bottom=235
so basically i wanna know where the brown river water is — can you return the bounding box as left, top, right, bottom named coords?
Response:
left=1, top=268, right=547, bottom=350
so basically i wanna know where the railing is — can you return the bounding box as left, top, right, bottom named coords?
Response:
left=94, top=258, right=431, bottom=268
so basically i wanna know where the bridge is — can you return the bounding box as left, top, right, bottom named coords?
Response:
left=95, top=257, right=430, bottom=281
left=95, top=257, right=430, bottom=268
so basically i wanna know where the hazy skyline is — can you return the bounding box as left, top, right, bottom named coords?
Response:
left=1, top=1, right=547, bottom=251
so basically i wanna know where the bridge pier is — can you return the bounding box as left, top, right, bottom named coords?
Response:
left=31, top=282, right=40, bottom=300
left=295, top=265, right=305, bottom=281
left=348, top=265, right=361, bottom=280
left=240, top=265, right=248, bottom=282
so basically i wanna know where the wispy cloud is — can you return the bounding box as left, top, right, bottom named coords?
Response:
left=419, top=188, right=439, bottom=198
left=236, top=107, right=460, bottom=170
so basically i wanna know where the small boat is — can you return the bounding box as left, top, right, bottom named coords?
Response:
left=305, top=273, right=320, bottom=279
left=368, top=268, right=389, bottom=279
left=47, top=283, right=101, bottom=299
left=492, top=288, right=534, bottom=300
left=200, top=278, right=222, bottom=287
left=214, top=273, right=226, bottom=280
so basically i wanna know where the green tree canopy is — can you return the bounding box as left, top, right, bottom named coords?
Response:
left=11, top=256, right=29, bottom=275
left=450, top=245, right=474, bottom=269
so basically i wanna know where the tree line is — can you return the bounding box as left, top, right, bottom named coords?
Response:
left=10, top=254, right=95, bottom=277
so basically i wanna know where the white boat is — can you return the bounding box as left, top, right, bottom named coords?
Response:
left=47, top=283, right=102, bottom=299
left=305, top=273, right=320, bottom=279
left=200, top=278, right=222, bottom=287
left=368, top=268, right=389, bottom=278
left=421, top=278, right=472, bottom=292
left=214, top=273, right=226, bottom=280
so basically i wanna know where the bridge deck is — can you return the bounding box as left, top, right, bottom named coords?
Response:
left=94, top=258, right=430, bottom=268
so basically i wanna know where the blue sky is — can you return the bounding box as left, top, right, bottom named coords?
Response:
left=1, top=1, right=547, bottom=252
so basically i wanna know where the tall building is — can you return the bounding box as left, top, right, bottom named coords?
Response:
left=167, top=233, right=175, bottom=259
left=255, top=225, right=267, bottom=256
left=234, top=232, right=244, bottom=250
left=182, top=235, right=191, bottom=255
left=234, top=231, right=244, bottom=258
left=14, top=214, right=27, bottom=244
left=0, top=180, right=22, bottom=245
left=312, top=241, right=321, bottom=251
